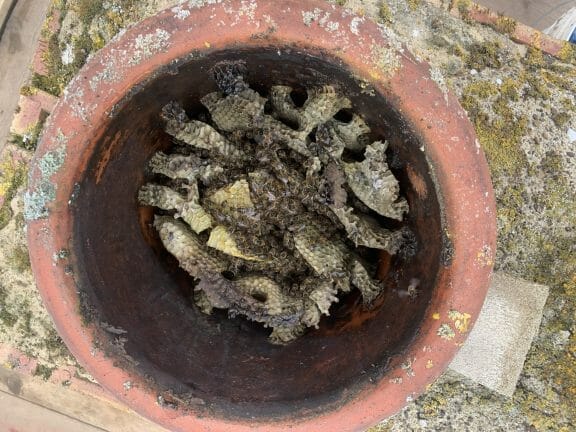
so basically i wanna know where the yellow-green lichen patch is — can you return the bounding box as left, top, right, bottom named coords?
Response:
left=494, top=15, right=516, bottom=36
left=557, top=41, right=576, bottom=64
left=542, top=69, right=576, bottom=93
left=524, top=46, right=546, bottom=70
left=437, top=323, right=455, bottom=340
left=378, top=2, right=393, bottom=24
left=448, top=310, right=471, bottom=333
left=460, top=80, right=528, bottom=177
left=406, top=0, right=420, bottom=12
left=523, top=71, right=551, bottom=99
left=499, top=78, right=519, bottom=101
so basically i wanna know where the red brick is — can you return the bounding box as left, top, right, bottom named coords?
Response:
left=31, top=9, right=61, bottom=76
left=10, top=90, right=58, bottom=135
left=31, top=39, right=49, bottom=76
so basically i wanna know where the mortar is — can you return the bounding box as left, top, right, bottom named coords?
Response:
left=26, top=1, right=496, bottom=431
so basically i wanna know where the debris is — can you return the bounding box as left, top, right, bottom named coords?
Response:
left=139, top=64, right=409, bottom=343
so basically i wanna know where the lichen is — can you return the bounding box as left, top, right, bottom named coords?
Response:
left=24, top=145, right=66, bottom=221
left=460, top=80, right=527, bottom=177
left=139, top=63, right=408, bottom=343
left=129, top=28, right=171, bottom=65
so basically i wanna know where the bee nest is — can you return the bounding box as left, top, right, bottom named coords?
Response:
left=139, top=61, right=409, bottom=344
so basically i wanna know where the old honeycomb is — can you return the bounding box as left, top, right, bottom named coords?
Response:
left=139, top=61, right=409, bottom=344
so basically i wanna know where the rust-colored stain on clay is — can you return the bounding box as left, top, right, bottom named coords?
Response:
left=407, top=164, right=428, bottom=199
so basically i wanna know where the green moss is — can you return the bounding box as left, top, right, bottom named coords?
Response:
left=496, top=185, right=524, bottom=237
left=34, top=0, right=141, bottom=100
left=367, top=424, right=393, bottom=432
left=466, top=41, right=502, bottom=70
left=9, top=111, right=49, bottom=152
left=464, top=80, right=499, bottom=98
left=456, top=0, right=471, bottom=20
left=560, top=98, right=575, bottom=113
left=36, top=32, right=82, bottom=97
left=335, top=0, right=347, bottom=6
left=542, top=70, right=576, bottom=93
left=524, top=46, right=546, bottom=69
left=75, top=0, right=104, bottom=25
left=7, top=246, right=31, bottom=273
left=448, top=43, right=466, bottom=58
left=378, top=2, right=393, bottom=24
left=0, top=285, right=18, bottom=328
left=31, top=73, right=61, bottom=97
left=0, top=309, right=18, bottom=328
left=72, top=30, right=94, bottom=68
left=44, top=326, right=70, bottom=359
left=557, top=41, right=576, bottom=64
left=90, top=32, right=106, bottom=50
left=523, top=72, right=551, bottom=99
left=494, top=15, right=517, bottom=35
left=552, top=111, right=570, bottom=128
left=7, top=134, right=24, bottom=149
left=407, top=0, right=420, bottom=11
left=33, top=364, right=55, bottom=381
left=19, top=86, right=37, bottom=96
left=0, top=163, right=27, bottom=231
left=18, top=304, right=33, bottom=337
left=500, top=78, right=519, bottom=101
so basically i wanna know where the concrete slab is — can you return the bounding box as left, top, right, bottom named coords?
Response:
left=0, top=0, right=17, bottom=40
left=0, top=390, right=103, bottom=432
left=0, top=365, right=169, bottom=432
left=0, top=0, right=52, bottom=152
left=449, top=272, right=549, bottom=397
left=475, top=0, right=576, bottom=31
